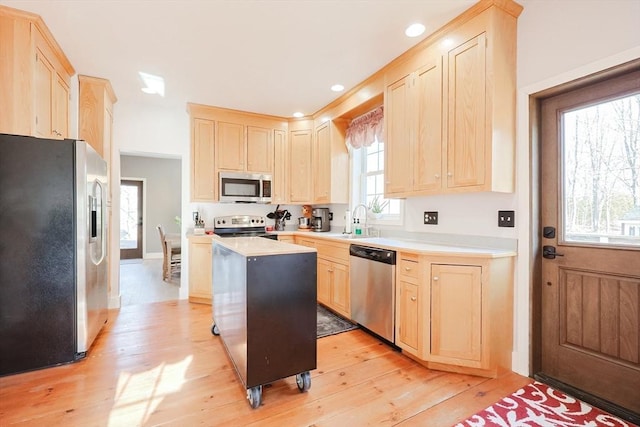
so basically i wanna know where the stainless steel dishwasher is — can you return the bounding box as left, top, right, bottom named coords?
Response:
left=349, top=244, right=396, bottom=342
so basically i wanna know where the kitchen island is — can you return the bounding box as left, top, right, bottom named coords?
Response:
left=211, top=237, right=317, bottom=408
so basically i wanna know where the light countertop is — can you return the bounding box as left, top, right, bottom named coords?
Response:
left=213, top=236, right=317, bottom=257
left=187, top=230, right=515, bottom=258
left=268, top=231, right=516, bottom=258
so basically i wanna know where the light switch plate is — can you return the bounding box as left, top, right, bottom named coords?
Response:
left=498, top=210, right=515, bottom=227
left=424, top=211, right=438, bottom=225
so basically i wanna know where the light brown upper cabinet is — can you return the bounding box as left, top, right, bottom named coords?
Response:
left=190, top=118, right=216, bottom=202
left=188, top=104, right=287, bottom=202
left=271, top=129, right=288, bottom=204
left=313, top=119, right=349, bottom=204
left=384, top=2, right=521, bottom=197
left=78, top=76, right=117, bottom=161
left=0, top=5, right=75, bottom=139
left=215, top=122, right=273, bottom=174
left=288, top=122, right=314, bottom=204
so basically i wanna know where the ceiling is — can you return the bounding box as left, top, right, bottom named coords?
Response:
left=1, top=0, right=476, bottom=118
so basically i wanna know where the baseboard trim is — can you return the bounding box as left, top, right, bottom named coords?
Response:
left=533, top=373, right=640, bottom=424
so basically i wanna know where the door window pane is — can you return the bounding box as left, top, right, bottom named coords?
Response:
left=120, top=184, right=139, bottom=249
left=561, top=93, right=640, bottom=247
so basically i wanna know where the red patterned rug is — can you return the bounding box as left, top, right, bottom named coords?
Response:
left=455, top=381, right=638, bottom=427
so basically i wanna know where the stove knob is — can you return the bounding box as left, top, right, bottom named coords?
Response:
left=260, top=219, right=264, bottom=223
left=222, top=220, right=226, bottom=224
left=251, top=219, right=255, bottom=223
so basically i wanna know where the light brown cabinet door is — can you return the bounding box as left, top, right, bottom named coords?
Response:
left=330, top=261, right=350, bottom=318
left=446, top=33, right=486, bottom=190
left=314, top=122, right=331, bottom=203
left=189, top=241, right=212, bottom=304
left=289, top=129, right=313, bottom=203
left=397, top=280, right=420, bottom=355
left=216, top=121, right=244, bottom=171
left=272, top=129, right=288, bottom=204
left=385, top=75, right=413, bottom=196
left=53, top=75, right=69, bottom=138
left=34, top=50, right=53, bottom=139
left=191, top=118, right=215, bottom=201
left=414, top=57, right=443, bottom=193
left=317, top=257, right=332, bottom=306
left=246, top=126, right=272, bottom=173
left=430, top=264, right=482, bottom=365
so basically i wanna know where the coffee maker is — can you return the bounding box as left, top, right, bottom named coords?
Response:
left=312, top=208, right=330, bottom=232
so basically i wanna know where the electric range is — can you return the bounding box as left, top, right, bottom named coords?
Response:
left=213, top=215, right=277, bottom=240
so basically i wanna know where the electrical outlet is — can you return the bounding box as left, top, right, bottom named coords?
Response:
left=498, top=210, right=515, bottom=227
left=424, top=211, right=438, bottom=225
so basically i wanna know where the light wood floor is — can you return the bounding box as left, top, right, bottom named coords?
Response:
left=0, top=301, right=532, bottom=426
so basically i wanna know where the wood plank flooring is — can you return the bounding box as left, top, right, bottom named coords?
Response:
left=0, top=301, right=532, bottom=426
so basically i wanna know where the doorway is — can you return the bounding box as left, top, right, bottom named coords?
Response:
left=120, top=179, right=143, bottom=259
left=535, top=63, right=640, bottom=418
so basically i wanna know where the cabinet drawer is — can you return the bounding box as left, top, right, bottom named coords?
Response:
left=315, top=241, right=350, bottom=264
left=399, top=256, right=420, bottom=279
left=295, top=238, right=316, bottom=248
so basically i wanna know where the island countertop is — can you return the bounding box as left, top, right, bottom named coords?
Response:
left=213, top=236, right=317, bottom=257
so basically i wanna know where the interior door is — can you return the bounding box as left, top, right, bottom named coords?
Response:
left=120, top=179, right=143, bottom=259
left=539, top=68, right=640, bottom=415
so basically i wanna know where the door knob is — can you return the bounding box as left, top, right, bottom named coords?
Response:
left=543, top=245, right=564, bottom=259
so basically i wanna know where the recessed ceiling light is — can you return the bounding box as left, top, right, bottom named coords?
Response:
left=139, top=71, right=165, bottom=97
left=405, top=23, right=425, bottom=38
left=331, top=84, right=344, bottom=92
left=293, top=112, right=304, bottom=118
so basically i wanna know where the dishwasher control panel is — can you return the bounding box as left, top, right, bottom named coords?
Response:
left=349, top=244, right=396, bottom=265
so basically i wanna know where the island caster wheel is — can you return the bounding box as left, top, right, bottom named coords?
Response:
left=211, top=324, right=220, bottom=336
left=296, top=371, right=311, bottom=392
left=247, top=385, right=262, bottom=409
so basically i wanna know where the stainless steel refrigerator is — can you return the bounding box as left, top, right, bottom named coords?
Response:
left=0, top=134, right=108, bottom=376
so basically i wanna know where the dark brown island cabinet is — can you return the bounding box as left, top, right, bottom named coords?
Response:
left=211, top=237, right=317, bottom=408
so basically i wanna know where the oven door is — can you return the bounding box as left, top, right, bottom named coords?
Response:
left=219, top=172, right=271, bottom=203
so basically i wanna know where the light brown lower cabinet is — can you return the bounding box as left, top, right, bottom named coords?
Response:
left=295, top=236, right=350, bottom=319
left=395, top=252, right=514, bottom=378
left=188, top=238, right=212, bottom=304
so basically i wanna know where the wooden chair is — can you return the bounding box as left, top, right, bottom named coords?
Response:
left=157, top=224, right=181, bottom=281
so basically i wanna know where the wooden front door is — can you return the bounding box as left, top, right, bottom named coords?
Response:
left=539, top=67, right=640, bottom=415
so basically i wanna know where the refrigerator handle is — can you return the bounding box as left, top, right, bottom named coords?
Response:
left=90, top=179, right=106, bottom=265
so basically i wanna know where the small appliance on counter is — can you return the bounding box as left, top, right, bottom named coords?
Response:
left=312, top=207, right=331, bottom=232
left=298, top=204, right=313, bottom=231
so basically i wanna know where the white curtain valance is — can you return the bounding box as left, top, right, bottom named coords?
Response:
left=345, top=106, right=384, bottom=149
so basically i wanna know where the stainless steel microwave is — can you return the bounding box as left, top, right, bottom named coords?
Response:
left=219, top=172, right=272, bottom=203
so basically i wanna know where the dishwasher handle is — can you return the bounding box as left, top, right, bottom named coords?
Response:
left=349, top=244, right=396, bottom=265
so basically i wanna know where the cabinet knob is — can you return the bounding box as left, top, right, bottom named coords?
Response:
left=411, top=296, right=417, bottom=301
left=404, top=267, right=411, bottom=271
left=447, top=172, right=453, bottom=177
left=433, top=276, right=439, bottom=281
left=435, top=174, right=440, bottom=179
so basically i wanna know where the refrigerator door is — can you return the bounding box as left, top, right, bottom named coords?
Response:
left=76, top=141, right=108, bottom=354
left=0, top=134, right=77, bottom=375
